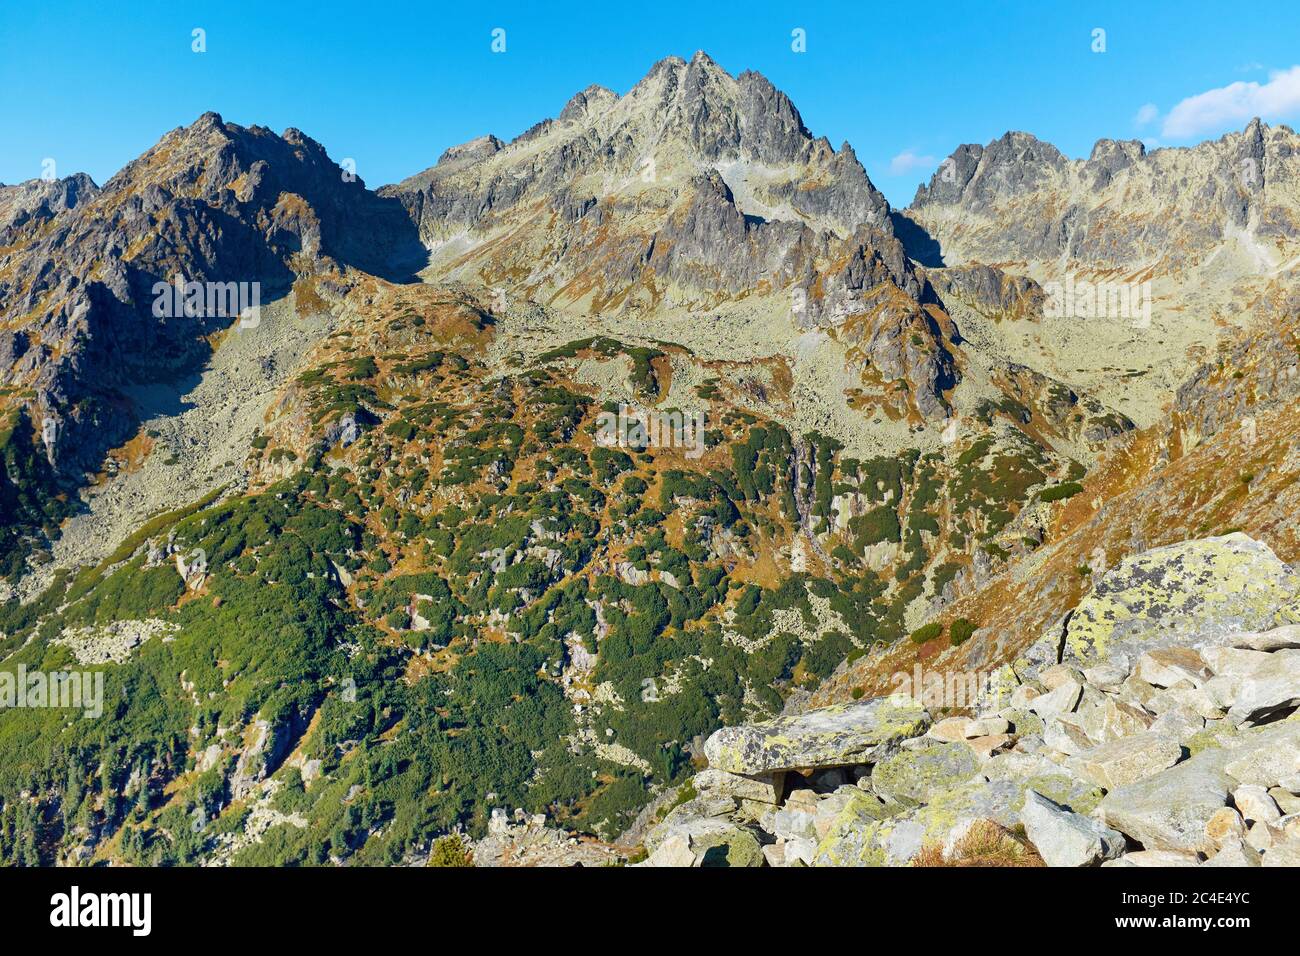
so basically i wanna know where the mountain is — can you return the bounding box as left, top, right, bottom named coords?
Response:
left=1, top=53, right=1299, bottom=869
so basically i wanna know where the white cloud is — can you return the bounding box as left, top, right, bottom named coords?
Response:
left=1162, top=65, right=1300, bottom=139
left=1133, top=103, right=1159, bottom=128
left=888, top=150, right=937, bottom=175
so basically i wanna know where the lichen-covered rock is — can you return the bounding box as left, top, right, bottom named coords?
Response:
left=870, top=742, right=980, bottom=806
left=1098, top=721, right=1300, bottom=852
left=1067, top=732, right=1183, bottom=789
left=641, top=814, right=764, bottom=867
left=703, top=697, right=930, bottom=774
left=1064, top=534, right=1300, bottom=665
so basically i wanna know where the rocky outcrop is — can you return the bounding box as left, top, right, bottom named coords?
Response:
left=642, top=534, right=1300, bottom=867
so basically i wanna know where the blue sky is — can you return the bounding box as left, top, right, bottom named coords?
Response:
left=2, top=0, right=1298, bottom=206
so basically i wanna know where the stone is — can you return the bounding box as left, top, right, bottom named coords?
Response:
left=965, top=717, right=1010, bottom=738
left=1148, top=683, right=1224, bottom=719
left=1069, top=733, right=1183, bottom=790
left=1009, top=685, right=1041, bottom=709
left=927, top=716, right=971, bottom=742
left=692, top=768, right=783, bottom=804
left=1224, top=727, right=1300, bottom=787
left=1099, top=750, right=1231, bottom=853
left=1135, top=648, right=1212, bottom=688
left=1043, top=716, right=1095, bottom=756
left=1245, top=821, right=1277, bottom=852
left=1226, top=649, right=1300, bottom=724
left=1040, top=664, right=1085, bottom=691
left=870, top=742, right=980, bottom=806
left=982, top=753, right=1107, bottom=815
left=643, top=833, right=696, bottom=867
left=1262, top=842, right=1300, bottom=866
left=644, top=816, right=765, bottom=867
left=703, top=697, right=930, bottom=774
left=1204, top=807, right=1246, bottom=847
left=1202, top=839, right=1261, bottom=867
left=1099, top=721, right=1300, bottom=852
left=1102, top=850, right=1200, bottom=867
left=1063, top=534, right=1300, bottom=666
left=965, top=734, right=1014, bottom=760
left=1230, top=625, right=1300, bottom=651
left=1148, top=706, right=1205, bottom=743
left=1019, top=790, right=1125, bottom=867
left=1269, top=787, right=1300, bottom=815
left=1030, top=679, right=1083, bottom=719
left=1199, top=645, right=1272, bottom=678
left=1083, top=661, right=1131, bottom=693
left=1077, top=696, right=1154, bottom=744
left=1233, top=785, right=1282, bottom=826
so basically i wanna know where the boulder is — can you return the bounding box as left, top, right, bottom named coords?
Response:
left=870, top=742, right=981, bottom=806
left=1099, top=749, right=1231, bottom=853
left=1103, top=850, right=1200, bottom=867
left=1226, top=649, right=1300, bottom=725
left=1020, top=790, right=1125, bottom=867
left=1077, top=696, right=1154, bottom=744
left=1231, top=625, right=1300, bottom=651
left=1135, top=648, right=1212, bottom=688
left=1029, top=680, right=1083, bottom=718
left=1205, top=807, right=1247, bottom=847
left=692, top=768, right=783, bottom=805
left=1233, top=785, right=1282, bottom=827
left=1069, top=733, right=1183, bottom=790
left=642, top=815, right=763, bottom=867
left=703, top=697, right=929, bottom=774
left=1202, top=839, right=1261, bottom=867
left=1064, top=534, right=1300, bottom=666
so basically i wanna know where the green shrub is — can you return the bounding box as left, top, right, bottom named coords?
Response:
left=910, top=622, right=943, bottom=645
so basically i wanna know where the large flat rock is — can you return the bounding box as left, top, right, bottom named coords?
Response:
left=1064, top=534, right=1300, bottom=666
left=703, top=698, right=930, bottom=774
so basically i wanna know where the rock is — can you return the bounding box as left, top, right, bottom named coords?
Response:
left=643, top=815, right=763, bottom=867
left=1103, top=850, right=1200, bottom=867
left=1135, top=648, right=1212, bottom=688
left=1083, top=661, right=1131, bottom=692
left=703, top=697, right=929, bottom=774
left=982, top=754, right=1106, bottom=815
left=1039, top=664, right=1085, bottom=691
left=813, top=779, right=1024, bottom=866
left=1069, top=733, right=1182, bottom=790
left=927, top=716, right=971, bottom=741
left=1199, top=645, right=1272, bottom=678
left=1202, top=839, right=1261, bottom=867
left=1233, top=785, right=1282, bottom=826
left=1230, top=625, right=1300, bottom=651
left=1064, top=534, right=1300, bottom=666
left=1269, top=787, right=1300, bottom=815
left=1226, top=649, right=1300, bottom=725
left=1029, top=679, right=1083, bottom=718
left=1245, top=821, right=1278, bottom=852
left=1099, top=749, right=1231, bottom=853
left=965, top=734, right=1014, bottom=760
left=1262, top=842, right=1300, bottom=866
left=1043, top=716, right=1095, bottom=756
left=643, top=833, right=696, bottom=867
left=1009, top=685, right=1041, bottom=709
left=1077, top=696, right=1154, bottom=744
left=870, top=742, right=980, bottom=806
left=1223, top=723, right=1300, bottom=786
left=1205, top=807, right=1246, bottom=847
left=693, top=768, right=783, bottom=804
left=1149, top=683, right=1224, bottom=719
left=1019, top=790, right=1125, bottom=867
left=1099, top=721, right=1300, bottom=852
left=965, top=717, right=1010, bottom=738
left=1148, top=706, right=1206, bottom=743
